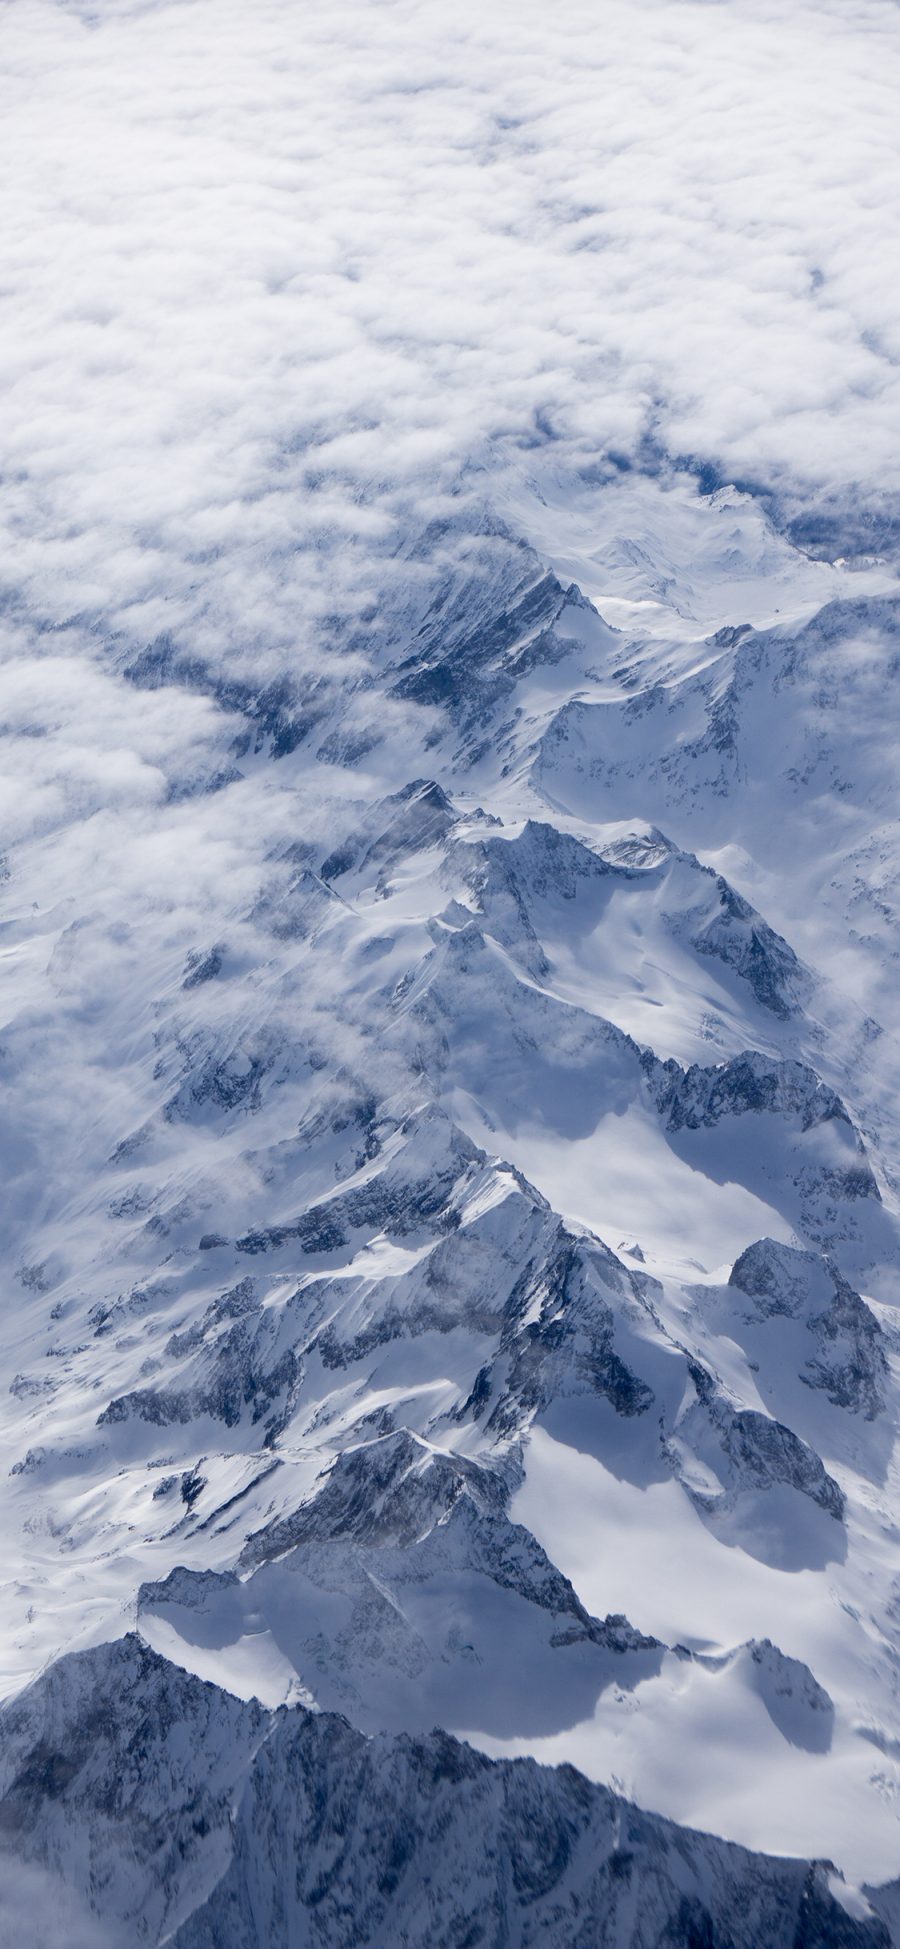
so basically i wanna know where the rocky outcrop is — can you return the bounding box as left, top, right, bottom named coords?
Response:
left=671, top=1360, right=846, bottom=1522
left=691, top=874, right=806, bottom=1018
left=239, top=1428, right=511, bottom=1566
left=0, top=1637, right=886, bottom=1949
left=730, top=1239, right=887, bottom=1418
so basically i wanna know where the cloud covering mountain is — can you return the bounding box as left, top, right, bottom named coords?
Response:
left=2, top=2, right=900, bottom=1945
left=3, top=0, right=900, bottom=665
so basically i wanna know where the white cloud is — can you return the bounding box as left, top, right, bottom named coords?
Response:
left=0, top=1852, right=114, bottom=1949
left=0, top=0, right=898, bottom=674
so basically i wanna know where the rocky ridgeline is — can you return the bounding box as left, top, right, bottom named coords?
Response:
left=0, top=1637, right=887, bottom=1949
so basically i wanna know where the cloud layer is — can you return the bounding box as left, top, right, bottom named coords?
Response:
left=1, top=0, right=899, bottom=669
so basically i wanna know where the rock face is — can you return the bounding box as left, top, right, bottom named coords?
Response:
left=456, top=818, right=808, bottom=1019
left=0, top=1638, right=887, bottom=1949
left=729, top=1240, right=887, bottom=1419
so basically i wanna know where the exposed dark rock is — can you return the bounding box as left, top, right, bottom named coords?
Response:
left=239, top=1428, right=511, bottom=1568
left=0, top=1637, right=886, bottom=1949
left=182, top=945, right=225, bottom=990
left=730, top=1240, right=887, bottom=1418
left=692, top=876, right=805, bottom=1019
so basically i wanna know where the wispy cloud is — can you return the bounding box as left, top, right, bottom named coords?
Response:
left=0, top=1851, right=113, bottom=1948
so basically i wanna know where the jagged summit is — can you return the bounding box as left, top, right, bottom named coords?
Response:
left=0, top=1636, right=887, bottom=1949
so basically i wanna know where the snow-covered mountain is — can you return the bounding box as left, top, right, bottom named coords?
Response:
left=6, top=0, right=900, bottom=1933
left=0, top=1634, right=888, bottom=1949
left=1, top=453, right=900, bottom=1946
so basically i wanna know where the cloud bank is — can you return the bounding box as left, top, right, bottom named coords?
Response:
left=1, top=0, right=899, bottom=673
left=0, top=0, right=895, bottom=1249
